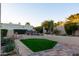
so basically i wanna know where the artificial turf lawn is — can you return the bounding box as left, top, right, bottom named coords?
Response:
left=21, top=38, right=57, bottom=52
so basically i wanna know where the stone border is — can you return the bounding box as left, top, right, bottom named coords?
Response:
left=15, top=40, right=33, bottom=56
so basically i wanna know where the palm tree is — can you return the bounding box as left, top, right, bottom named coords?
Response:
left=42, top=20, right=54, bottom=34
left=48, top=20, right=54, bottom=34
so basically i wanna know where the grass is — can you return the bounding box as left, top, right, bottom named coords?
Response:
left=21, top=38, right=57, bottom=52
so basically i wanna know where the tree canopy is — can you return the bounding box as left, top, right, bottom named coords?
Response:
left=42, top=20, right=54, bottom=34
left=67, top=13, right=79, bottom=23
left=25, top=22, right=30, bottom=25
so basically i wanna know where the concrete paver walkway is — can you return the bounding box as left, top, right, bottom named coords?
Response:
left=28, top=43, right=79, bottom=56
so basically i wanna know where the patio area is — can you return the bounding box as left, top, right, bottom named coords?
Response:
left=14, top=35, right=79, bottom=56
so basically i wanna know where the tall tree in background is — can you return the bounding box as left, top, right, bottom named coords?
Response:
left=42, top=21, right=49, bottom=31
left=48, top=20, right=54, bottom=34
left=54, top=21, right=64, bottom=27
left=42, top=20, right=54, bottom=34
left=25, top=22, right=30, bottom=25
left=67, top=13, right=79, bottom=23
left=34, top=26, right=43, bottom=33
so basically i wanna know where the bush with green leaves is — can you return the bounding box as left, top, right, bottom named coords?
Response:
left=34, top=26, right=43, bottom=33
left=1, top=38, right=15, bottom=53
left=3, top=44, right=15, bottom=53
left=64, top=23, right=78, bottom=35
left=1, top=38, right=14, bottom=46
left=1, top=29, right=8, bottom=37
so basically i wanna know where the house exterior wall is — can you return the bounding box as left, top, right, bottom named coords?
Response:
left=54, top=25, right=79, bottom=36
left=54, top=25, right=66, bottom=35
left=75, top=29, right=79, bottom=36
left=1, top=23, right=34, bottom=37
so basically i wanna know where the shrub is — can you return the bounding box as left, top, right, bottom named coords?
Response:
left=64, top=23, right=78, bottom=35
left=3, top=44, right=15, bottom=53
left=34, top=26, right=43, bottom=33
left=1, top=38, right=15, bottom=53
left=1, top=29, right=8, bottom=37
left=1, top=38, right=14, bottom=46
left=53, top=29, right=61, bottom=35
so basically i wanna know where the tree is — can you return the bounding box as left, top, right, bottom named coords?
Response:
left=25, top=22, right=30, bottom=25
left=48, top=20, right=54, bottom=34
left=42, top=20, right=54, bottom=34
left=42, top=21, right=49, bottom=30
left=67, top=13, right=79, bottom=23
left=64, top=13, right=79, bottom=35
left=34, top=26, right=43, bottom=33
left=1, top=29, right=8, bottom=37
left=54, top=21, right=64, bottom=27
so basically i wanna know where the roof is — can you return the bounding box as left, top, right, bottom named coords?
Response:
left=0, top=23, right=34, bottom=30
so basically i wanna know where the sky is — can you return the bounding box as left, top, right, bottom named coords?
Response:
left=1, top=3, right=79, bottom=27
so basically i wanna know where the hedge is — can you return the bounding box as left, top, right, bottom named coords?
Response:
left=64, top=23, right=78, bottom=35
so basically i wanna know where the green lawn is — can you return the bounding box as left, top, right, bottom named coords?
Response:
left=21, top=38, right=57, bottom=52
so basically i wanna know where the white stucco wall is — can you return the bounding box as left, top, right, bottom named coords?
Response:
left=75, top=30, right=79, bottom=36
left=54, top=25, right=66, bottom=35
